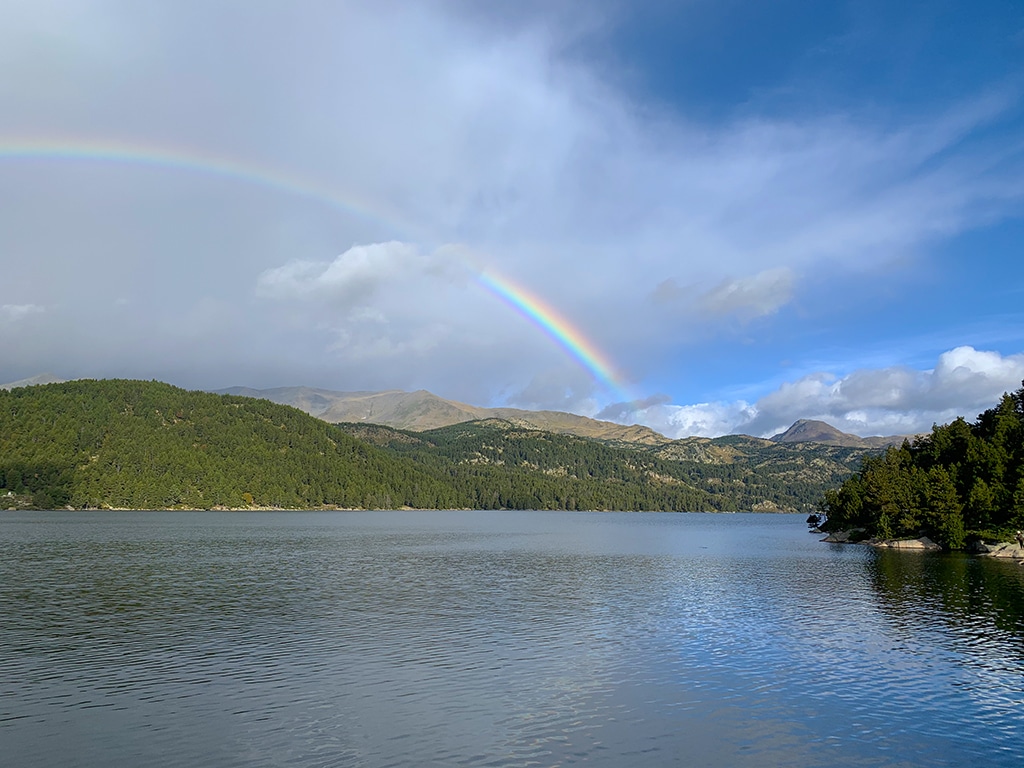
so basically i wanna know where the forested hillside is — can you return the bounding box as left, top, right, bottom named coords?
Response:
left=2, top=379, right=876, bottom=512
left=340, top=419, right=715, bottom=511
left=820, top=383, right=1024, bottom=548
left=0, top=380, right=460, bottom=510
left=336, top=419, right=872, bottom=513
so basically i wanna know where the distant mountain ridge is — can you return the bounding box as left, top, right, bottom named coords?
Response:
left=4, top=377, right=910, bottom=447
left=215, top=385, right=914, bottom=447
left=769, top=419, right=917, bottom=449
left=214, top=386, right=670, bottom=446
left=332, top=418, right=877, bottom=514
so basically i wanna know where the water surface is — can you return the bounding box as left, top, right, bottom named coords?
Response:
left=2, top=511, right=1023, bottom=766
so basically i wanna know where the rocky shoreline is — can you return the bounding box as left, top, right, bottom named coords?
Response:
left=973, top=541, right=1024, bottom=560
left=820, top=529, right=1024, bottom=560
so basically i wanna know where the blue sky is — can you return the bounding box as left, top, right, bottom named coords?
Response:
left=1, top=0, right=1023, bottom=438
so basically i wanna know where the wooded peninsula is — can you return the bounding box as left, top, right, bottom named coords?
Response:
left=819, top=383, right=1024, bottom=548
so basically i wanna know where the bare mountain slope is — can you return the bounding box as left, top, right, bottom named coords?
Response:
left=770, top=419, right=916, bottom=448
left=214, top=386, right=670, bottom=445
left=318, top=389, right=488, bottom=430
left=218, top=386, right=387, bottom=421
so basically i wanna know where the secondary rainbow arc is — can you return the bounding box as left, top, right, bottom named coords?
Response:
left=0, top=136, right=417, bottom=239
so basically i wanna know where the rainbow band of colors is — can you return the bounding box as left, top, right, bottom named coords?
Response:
left=478, top=271, right=633, bottom=404
left=0, top=137, right=414, bottom=236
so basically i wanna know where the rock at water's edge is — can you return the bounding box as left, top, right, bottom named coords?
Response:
left=870, top=536, right=941, bottom=551
left=820, top=532, right=1024, bottom=557
left=820, top=528, right=866, bottom=543
left=984, top=543, right=1024, bottom=560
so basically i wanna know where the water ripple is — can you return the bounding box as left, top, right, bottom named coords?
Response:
left=2, top=511, right=1023, bottom=767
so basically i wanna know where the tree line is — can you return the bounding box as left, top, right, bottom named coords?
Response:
left=819, top=383, right=1024, bottom=548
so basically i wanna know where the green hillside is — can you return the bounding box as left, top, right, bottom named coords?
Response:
left=1, top=379, right=877, bottom=512
left=336, top=419, right=873, bottom=513
left=344, top=419, right=715, bottom=511
left=0, top=380, right=460, bottom=510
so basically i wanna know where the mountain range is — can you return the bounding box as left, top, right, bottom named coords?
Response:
left=213, top=386, right=669, bottom=445
left=0, top=379, right=885, bottom=513
left=214, top=385, right=915, bottom=448
left=1, top=375, right=913, bottom=447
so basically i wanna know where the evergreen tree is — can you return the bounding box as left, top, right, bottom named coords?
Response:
left=821, top=381, right=1024, bottom=548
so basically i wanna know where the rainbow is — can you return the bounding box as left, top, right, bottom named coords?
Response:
left=0, top=135, right=418, bottom=239
left=1, top=136, right=634, bottom=404
left=477, top=269, right=633, bottom=404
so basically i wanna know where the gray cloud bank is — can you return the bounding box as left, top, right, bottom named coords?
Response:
left=1, top=2, right=1022, bottom=436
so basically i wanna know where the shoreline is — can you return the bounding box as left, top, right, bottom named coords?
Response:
left=821, top=529, right=1024, bottom=560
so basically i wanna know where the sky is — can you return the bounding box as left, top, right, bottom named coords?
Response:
left=2, top=0, right=1023, bottom=439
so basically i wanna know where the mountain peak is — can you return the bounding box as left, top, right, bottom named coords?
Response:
left=772, top=419, right=850, bottom=444
left=212, top=385, right=671, bottom=445
left=771, top=419, right=916, bottom=448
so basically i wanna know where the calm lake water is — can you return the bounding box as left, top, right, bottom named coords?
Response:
left=2, top=510, right=1023, bottom=767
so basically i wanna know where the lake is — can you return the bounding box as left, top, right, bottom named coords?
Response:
left=2, top=510, right=1023, bottom=767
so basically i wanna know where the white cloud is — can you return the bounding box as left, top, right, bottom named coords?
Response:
left=506, top=366, right=602, bottom=414
left=1, top=304, right=44, bottom=322
left=253, top=240, right=591, bottom=404
left=697, top=268, right=795, bottom=319
left=629, top=400, right=760, bottom=439
left=617, top=347, right=1024, bottom=439
left=256, top=242, right=427, bottom=302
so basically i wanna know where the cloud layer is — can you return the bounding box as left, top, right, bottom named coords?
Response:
left=623, top=347, right=1024, bottom=439
left=1, top=1, right=1022, bottom=436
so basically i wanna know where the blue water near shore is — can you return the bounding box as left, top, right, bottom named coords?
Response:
left=2, top=510, right=1023, bottom=767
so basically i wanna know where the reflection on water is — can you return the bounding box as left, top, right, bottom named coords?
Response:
left=872, top=547, right=1024, bottom=636
left=2, top=511, right=1022, bottom=767
left=867, top=548, right=1024, bottom=739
